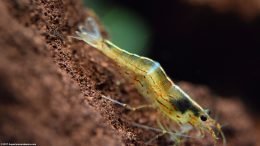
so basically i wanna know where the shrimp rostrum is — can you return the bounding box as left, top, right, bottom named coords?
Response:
left=73, top=17, right=226, bottom=145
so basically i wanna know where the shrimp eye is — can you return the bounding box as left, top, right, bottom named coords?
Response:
left=200, top=115, right=207, bottom=121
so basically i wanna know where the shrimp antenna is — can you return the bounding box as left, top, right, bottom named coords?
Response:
left=210, top=109, right=227, bottom=146
left=217, top=123, right=227, bottom=146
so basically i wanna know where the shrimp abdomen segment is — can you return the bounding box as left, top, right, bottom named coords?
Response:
left=103, top=40, right=173, bottom=93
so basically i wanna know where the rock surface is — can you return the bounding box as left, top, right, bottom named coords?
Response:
left=0, top=0, right=258, bottom=145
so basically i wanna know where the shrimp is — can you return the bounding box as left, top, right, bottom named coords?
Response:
left=73, top=17, right=226, bottom=145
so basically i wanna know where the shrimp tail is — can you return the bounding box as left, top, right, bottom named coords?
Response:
left=73, top=17, right=103, bottom=48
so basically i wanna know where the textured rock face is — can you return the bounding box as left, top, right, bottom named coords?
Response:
left=0, top=0, right=258, bottom=146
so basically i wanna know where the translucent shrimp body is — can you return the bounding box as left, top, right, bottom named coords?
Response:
left=74, top=17, right=226, bottom=145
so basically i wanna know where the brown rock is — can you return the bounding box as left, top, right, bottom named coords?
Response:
left=0, top=0, right=258, bottom=145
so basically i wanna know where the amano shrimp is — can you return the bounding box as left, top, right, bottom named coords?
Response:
left=73, top=17, right=226, bottom=145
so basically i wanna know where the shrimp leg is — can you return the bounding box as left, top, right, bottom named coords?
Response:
left=101, top=95, right=154, bottom=111
left=132, top=120, right=193, bottom=145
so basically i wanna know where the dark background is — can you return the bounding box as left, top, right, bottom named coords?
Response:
left=106, top=0, right=260, bottom=113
